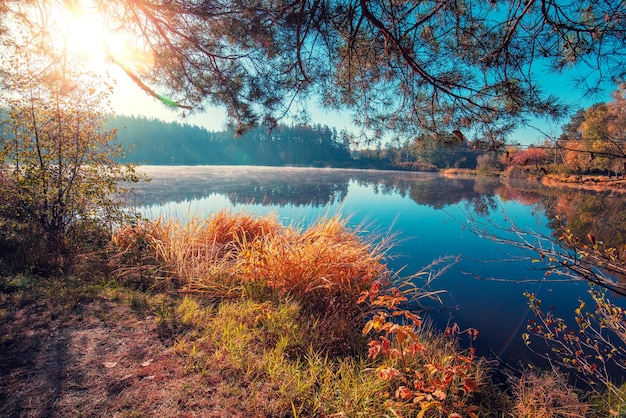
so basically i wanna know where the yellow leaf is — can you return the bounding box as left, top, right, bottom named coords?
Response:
left=424, top=363, right=439, bottom=375
left=373, top=314, right=386, bottom=331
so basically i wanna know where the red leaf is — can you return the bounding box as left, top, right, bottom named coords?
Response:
left=463, top=378, right=479, bottom=394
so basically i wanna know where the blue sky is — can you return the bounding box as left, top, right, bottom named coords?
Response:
left=508, top=64, right=616, bottom=145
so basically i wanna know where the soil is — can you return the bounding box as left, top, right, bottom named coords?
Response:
left=0, top=285, right=244, bottom=418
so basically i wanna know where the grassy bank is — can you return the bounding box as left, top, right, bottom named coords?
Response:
left=1, top=211, right=622, bottom=416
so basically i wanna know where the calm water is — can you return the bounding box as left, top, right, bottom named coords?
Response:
left=129, top=165, right=626, bottom=371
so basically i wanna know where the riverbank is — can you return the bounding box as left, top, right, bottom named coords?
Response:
left=542, top=174, right=626, bottom=193
left=442, top=167, right=626, bottom=194
left=0, top=273, right=599, bottom=418
left=2, top=212, right=622, bottom=417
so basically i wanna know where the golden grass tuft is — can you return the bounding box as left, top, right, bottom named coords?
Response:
left=111, top=210, right=388, bottom=314
left=111, top=212, right=283, bottom=290
left=235, top=215, right=388, bottom=301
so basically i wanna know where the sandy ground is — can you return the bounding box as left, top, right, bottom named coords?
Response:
left=0, top=290, right=244, bottom=417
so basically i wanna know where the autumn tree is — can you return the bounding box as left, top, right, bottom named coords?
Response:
left=500, top=146, right=548, bottom=175
left=558, top=109, right=586, bottom=142
left=606, top=82, right=626, bottom=175
left=559, top=85, right=626, bottom=175
left=607, top=83, right=626, bottom=142
left=1, top=0, right=624, bottom=142
left=0, top=17, right=138, bottom=270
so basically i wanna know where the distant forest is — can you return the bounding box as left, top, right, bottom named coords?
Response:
left=107, top=115, right=353, bottom=167
left=107, top=115, right=483, bottom=170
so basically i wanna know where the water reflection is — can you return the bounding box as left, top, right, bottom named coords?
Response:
left=131, top=166, right=626, bottom=272
left=495, top=178, right=626, bottom=262
left=131, top=166, right=626, bottom=252
left=132, top=166, right=505, bottom=211
left=131, top=166, right=358, bottom=207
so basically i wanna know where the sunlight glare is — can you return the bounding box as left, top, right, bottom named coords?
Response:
left=58, top=4, right=151, bottom=75
left=64, top=14, right=106, bottom=63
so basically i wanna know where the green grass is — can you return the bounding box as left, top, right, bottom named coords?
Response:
left=167, top=296, right=391, bottom=416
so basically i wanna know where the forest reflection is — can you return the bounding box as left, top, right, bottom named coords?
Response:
left=131, top=166, right=626, bottom=257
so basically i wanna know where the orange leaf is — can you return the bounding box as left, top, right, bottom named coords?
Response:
left=357, top=290, right=369, bottom=304
left=395, top=386, right=413, bottom=400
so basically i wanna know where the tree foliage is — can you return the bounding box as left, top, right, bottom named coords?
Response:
left=558, top=83, right=626, bottom=175
left=2, top=0, right=625, bottom=139
left=0, top=21, right=138, bottom=270
left=499, top=145, right=548, bottom=175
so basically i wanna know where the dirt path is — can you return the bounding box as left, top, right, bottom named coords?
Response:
left=0, top=288, right=240, bottom=417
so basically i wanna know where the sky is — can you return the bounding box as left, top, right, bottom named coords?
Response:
left=109, top=70, right=356, bottom=135
left=109, top=64, right=614, bottom=147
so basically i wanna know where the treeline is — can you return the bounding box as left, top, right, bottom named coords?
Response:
left=107, top=115, right=490, bottom=170
left=356, top=137, right=484, bottom=171
left=556, top=82, right=626, bottom=176
left=491, top=83, right=626, bottom=178
left=108, top=115, right=353, bottom=166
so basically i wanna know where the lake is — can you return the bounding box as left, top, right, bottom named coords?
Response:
left=129, top=165, right=626, bottom=373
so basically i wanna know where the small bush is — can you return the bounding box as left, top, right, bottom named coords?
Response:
left=476, top=153, right=500, bottom=173
left=509, top=368, right=589, bottom=418
left=547, top=163, right=572, bottom=176
left=357, top=268, right=485, bottom=418
left=0, top=216, right=46, bottom=273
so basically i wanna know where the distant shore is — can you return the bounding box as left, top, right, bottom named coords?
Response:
left=441, top=167, right=626, bottom=194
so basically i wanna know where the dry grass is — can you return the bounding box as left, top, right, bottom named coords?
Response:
left=509, top=368, right=590, bottom=418
left=112, top=211, right=388, bottom=302
left=542, top=175, right=626, bottom=193
left=235, top=215, right=388, bottom=304
left=111, top=212, right=284, bottom=291
left=441, top=168, right=480, bottom=176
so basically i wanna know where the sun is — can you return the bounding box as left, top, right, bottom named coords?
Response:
left=57, top=4, right=152, bottom=75
left=63, top=13, right=108, bottom=62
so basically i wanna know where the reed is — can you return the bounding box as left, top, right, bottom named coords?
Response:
left=234, top=214, right=388, bottom=306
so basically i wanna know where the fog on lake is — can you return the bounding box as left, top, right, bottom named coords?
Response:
left=129, top=165, right=626, bottom=371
